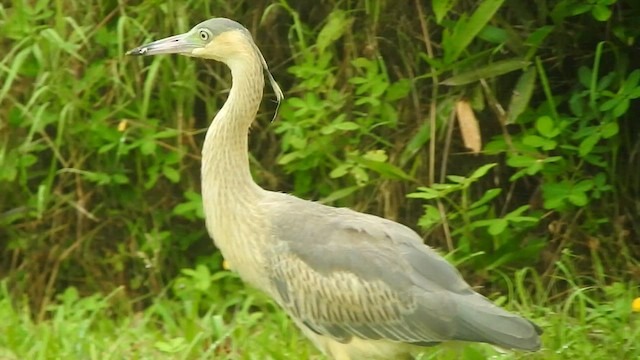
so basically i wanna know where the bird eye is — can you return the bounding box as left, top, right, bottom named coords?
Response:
left=198, top=29, right=210, bottom=41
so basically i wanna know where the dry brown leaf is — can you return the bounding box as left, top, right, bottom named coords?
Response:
left=455, top=100, right=482, bottom=153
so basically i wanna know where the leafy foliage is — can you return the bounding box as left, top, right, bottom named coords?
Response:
left=1, top=0, right=639, bottom=358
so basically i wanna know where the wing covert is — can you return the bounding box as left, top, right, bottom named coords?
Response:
left=265, top=194, right=467, bottom=345
left=269, top=249, right=451, bottom=345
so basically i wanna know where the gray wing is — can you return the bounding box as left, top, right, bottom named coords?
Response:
left=265, top=194, right=541, bottom=351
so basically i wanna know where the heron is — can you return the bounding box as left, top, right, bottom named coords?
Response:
left=127, top=18, right=542, bottom=360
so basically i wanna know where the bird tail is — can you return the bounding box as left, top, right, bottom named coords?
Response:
left=452, top=294, right=542, bottom=351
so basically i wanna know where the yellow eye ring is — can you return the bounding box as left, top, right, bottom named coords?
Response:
left=198, top=29, right=211, bottom=41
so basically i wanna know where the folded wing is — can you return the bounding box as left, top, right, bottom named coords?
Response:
left=266, top=195, right=541, bottom=351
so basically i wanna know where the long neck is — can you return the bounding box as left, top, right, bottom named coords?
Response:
left=201, top=54, right=265, bottom=208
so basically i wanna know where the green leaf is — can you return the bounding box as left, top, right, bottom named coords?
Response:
left=504, top=205, right=533, bottom=219
left=525, top=162, right=543, bottom=175
left=112, top=173, right=129, bottom=184
left=507, top=155, right=536, bottom=168
left=362, top=150, right=388, bottom=162
left=417, top=205, right=442, bottom=230
left=40, top=28, right=85, bottom=62
left=579, top=133, right=601, bottom=156
left=578, top=66, right=592, bottom=88
left=192, top=264, right=211, bottom=291
left=591, top=4, right=612, bottom=21
left=400, top=121, right=431, bottom=164
left=470, top=188, right=502, bottom=209
left=596, top=72, right=616, bottom=91
left=84, top=171, right=111, bottom=185
left=613, top=99, right=629, bottom=118
left=567, top=3, right=591, bottom=17
left=431, top=183, right=457, bottom=191
left=442, top=59, right=529, bottom=86
left=386, top=79, right=411, bottom=101
left=525, top=26, right=554, bottom=47
left=432, top=0, right=457, bottom=24
left=329, top=164, right=351, bottom=178
left=542, top=183, right=569, bottom=210
left=351, top=57, right=371, bottom=69
left=334, top=121, right=360, bottom=131
left=574, top=179, right=594, bottom=192
left=154, top=338, right=187, bottom=353
left=543, top=156, right=563, bottom=164
left=523, top=135, right=546, bottom=147
left=320, top=124, right=337, bottom=135
left=626, top=69, right=640, bottom=88
left=467, top=205, right=490, bottom=218
left=154, top=129, right=179, bottom=139
left=351, top=166, right=369, bottom=185
left=541, top=139, right=557, bottom=151
left=477, top=25, right=508, bottom=44
left=442, top=0, right=506, bottom=64
left=162, top=166, right=180, bottom=183
left=599, top=97, right=620, bottom=112
left=287, top=97, right=306, bottom=108
left=507, top=67, right=536, bottom=124
left=629, top=86, right=640, bottom=99
left=509, top=216, right=539, bottom=223
left=568, top=192, right=588, bottom=206
left=488, top=218, right=508, bottom=235
left=523, top=135, right=557, bottom=150
left=20, top=154, right=37, bottom=168
left=601, top=122, right=619, bottom=138
left=360, top=158, right=414, bottom=181
left=277, top=151, right=302, bottom=165
left=535, top=116, right=555, bottom=137
left=98, top=143, right=116, bottom=154
left=470, top=163, right=498, bottom=179
left=321, top=186, right=360, bottom=203
left=447, top=175, right=466, bottom=184
left=173, top=201, right=198, bottom=218
left=140, top=140, right=156, bottom=155
left=290, top=136, right=308, bottom=149
left=408, top=187, right=440, bottom=200
left=1, top=48, right=30, bottom=103
left=316, top=10, right=354, bottom=53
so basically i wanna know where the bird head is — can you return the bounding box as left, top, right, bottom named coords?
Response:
left=127, top=18, right=283, bottom=111
left=127, top=18, right=252, bottom=61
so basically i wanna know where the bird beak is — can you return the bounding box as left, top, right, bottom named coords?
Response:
left=126, top=32, right=200, bottom=56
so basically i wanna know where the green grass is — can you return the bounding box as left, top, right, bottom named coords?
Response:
left=1, top=265, right=638, bottom=360
left=2, top=1, right=639, bottom=359
left=0, top=275, right=317, bottom=360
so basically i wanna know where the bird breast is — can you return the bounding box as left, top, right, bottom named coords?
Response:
left=203, top=191, right=273, bottom=291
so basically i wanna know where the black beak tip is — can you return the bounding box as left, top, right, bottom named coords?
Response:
left=126, top=47, right=148, bottom=56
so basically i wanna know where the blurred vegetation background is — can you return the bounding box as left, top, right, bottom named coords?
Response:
left=1, top=0, right=639, bottom=359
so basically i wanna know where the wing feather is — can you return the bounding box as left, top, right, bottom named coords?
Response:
left=264, top=193, right=541, bottom=350
left=269, top=250, right=449, bottom=344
